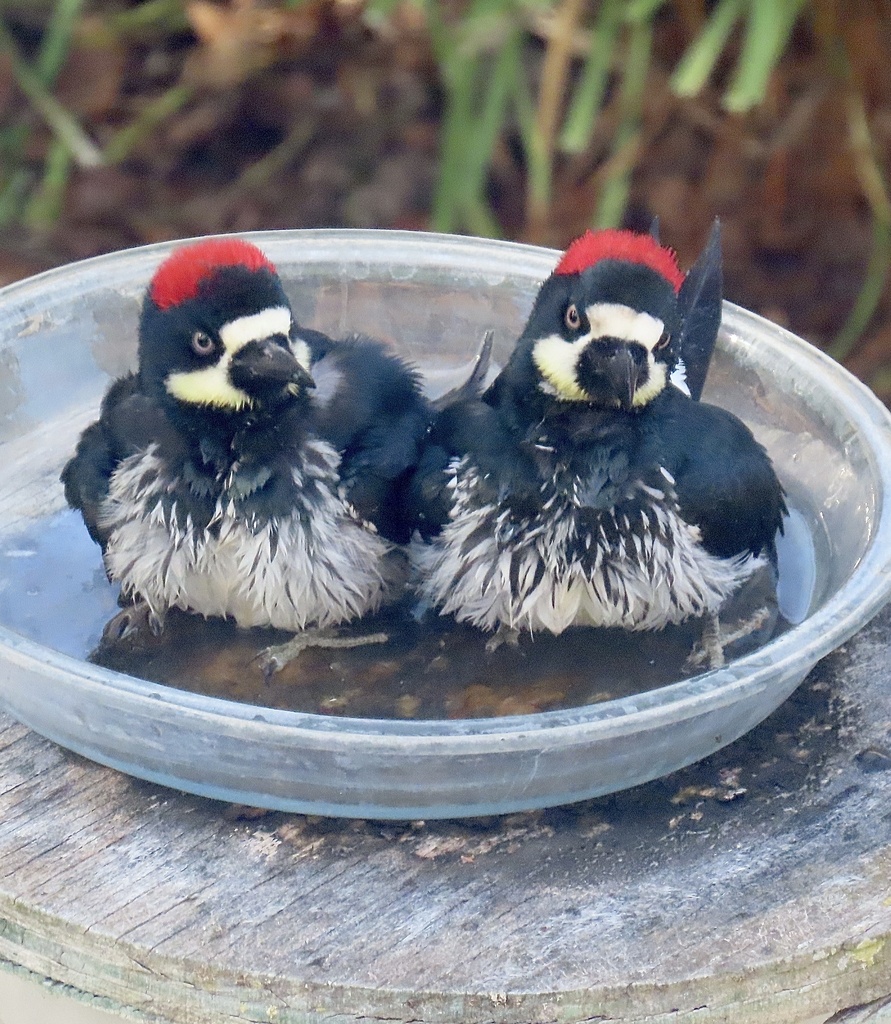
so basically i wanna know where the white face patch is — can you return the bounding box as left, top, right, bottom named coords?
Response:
left=532, top=334, right=590, bottom=401
left=166, top=361, right=253, bottom=409
left=165, top=305, right=295, bottom=409
left=219, top=306, right=292, bottom=354
left=585, top=303, right=665, bottom=351
left=632, top=359, right=667, bottom=407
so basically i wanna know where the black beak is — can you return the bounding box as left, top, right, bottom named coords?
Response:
left=229, top=339, right=315, bottom=398
left=576, top=341, right=642, bottom=411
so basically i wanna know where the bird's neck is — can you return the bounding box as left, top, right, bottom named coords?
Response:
left=488, top=361, right=651, bottom=441
left=163, top=397, right=307, bottom=476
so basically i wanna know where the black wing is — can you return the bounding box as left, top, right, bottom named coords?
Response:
left=404, top=390, right=542, bottom=541
left=676, top=219, right=722, bottom=402
left=294, top=324, right=336, bottom=363
left=309, top=334, right=431, bottom=541
left=61, top=374, right=171, bottom=549
left=658, top=390, right=787, bottom=562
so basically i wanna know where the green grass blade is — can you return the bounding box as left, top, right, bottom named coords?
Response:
left=559, top=0, right=622, bottom=154
left=0, top=169, right=33, bottom=230
left=23, top=139, right=71, bottom=228
left=595, top=17, right=652, bottom=228
left=867, top=364, right=891, bottom=398
left=428, top=0, right=525, bottom=233
left=828, top=63, right=891, bottom=361
left=515, top=59, right=552, bottom=229
left=418, top=0, right=453, bottom=70
left=36, top=0, right=85, bottom=85
left=103, top=83, right=193, bottom=165
left=431, top=55, right=478, bottom=232
left=0, top=124, right=30, bottom=177
left=460, top=28, right=523, bottom=235
left=723, top=0, right=807, bottom=112
left=1, top=0, right=86, bottom=227
left=464, top=194, right=503, bottom=237
left=363, top=0, right=403, bottom=28
left=670, top=0, right=745, bottom=98
left=828, top=216, right=891, bottom=362
left=625, top=0, right=669, bottom=23
left=105, top=0, right=190, bottom=37
left=0, top=20, right=103, bottom=167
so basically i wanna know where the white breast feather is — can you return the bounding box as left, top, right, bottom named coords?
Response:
left=100, top=442, right=393, bottom=631
left=412, top=456, right=762, bottom=634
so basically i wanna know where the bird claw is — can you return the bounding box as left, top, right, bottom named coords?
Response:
left=258, top=652, right=286, bottom=683
left=257, top=628, right=389, bottom=680
left=685, top=628, right=725, bottom=671
left=686, top=607, right=772, bottom=672
left=485, top=625, right=521, bottom=654
left=101, top=602, right=162, bottom=645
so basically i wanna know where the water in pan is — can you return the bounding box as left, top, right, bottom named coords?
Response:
left=0, top=503, right=817, bottom=721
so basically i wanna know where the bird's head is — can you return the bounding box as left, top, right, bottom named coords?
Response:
left=138, top=238, right=315, bottom=416
left=521, top=228, right=687, bottom=412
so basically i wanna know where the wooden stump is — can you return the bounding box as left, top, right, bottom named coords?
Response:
left=1, top=604, right=891, bottom=1024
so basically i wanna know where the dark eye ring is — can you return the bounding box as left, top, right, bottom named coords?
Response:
left=655, top=330, right=671, bottom=351
left=191, top=330, right=215, bottom=356
left=565, top=303, right=581, bottom=330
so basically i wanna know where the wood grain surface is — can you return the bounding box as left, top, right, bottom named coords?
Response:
left=1, top=605, right=891, bottom=1024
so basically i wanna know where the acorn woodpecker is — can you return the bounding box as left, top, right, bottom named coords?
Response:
left=409, top=225, right=786, bottom=663
left=62, top=237, right=429, bottom=672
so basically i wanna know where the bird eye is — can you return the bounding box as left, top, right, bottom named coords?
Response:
left=655, top=330, right=671, bottom=351
left=191, top=330, right=215, bottom=356
left=565, top=303, right=581, bottom=330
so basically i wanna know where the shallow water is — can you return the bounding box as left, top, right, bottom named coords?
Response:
left=0, top=505, right=816, bottom=720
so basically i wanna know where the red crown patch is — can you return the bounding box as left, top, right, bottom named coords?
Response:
left=554, top=229, right=685, bottom=292
left=149, top=238, right=278, bottom=310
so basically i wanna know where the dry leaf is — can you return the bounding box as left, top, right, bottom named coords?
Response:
left=185, top=0, right=324, bottom=87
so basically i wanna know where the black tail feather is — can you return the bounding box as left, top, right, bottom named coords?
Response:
left=431, top=330, right=494, bottom=412
left=677, top=219, right=722, bottom=402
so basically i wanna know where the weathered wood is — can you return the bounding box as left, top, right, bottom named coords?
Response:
left=1, top=605, right=891, bottom=1023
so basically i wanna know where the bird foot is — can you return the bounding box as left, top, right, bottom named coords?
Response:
left=101, top=601, right=163, bottom=645
left=257, top=627, right=389, bottom=680
left=686, top=607, right=772, bottom=671
left=485, top=625, right=521, bottom=654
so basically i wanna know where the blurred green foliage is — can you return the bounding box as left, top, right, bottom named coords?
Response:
left=418, top=0, right=814, bottom=235
left=0, top=0, right=888, bottom=354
